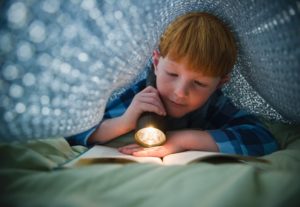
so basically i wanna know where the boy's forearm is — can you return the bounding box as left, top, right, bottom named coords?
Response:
left=167, top=130, right=219, bottom=152
left=88, top=115, right=134, bottom=144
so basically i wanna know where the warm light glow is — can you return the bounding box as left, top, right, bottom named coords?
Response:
left=135, top=127, right=166, bottom=147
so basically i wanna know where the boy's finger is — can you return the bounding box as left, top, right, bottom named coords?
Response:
left=134, top=93, right=166, bottom=115
left=118, top=144, right=143, bottom=154
left=146, top=104, right=166, bottom=116
left=133, top=147, right=166, bottom=157
left=119, top=147, right=142, bottom=155
left=119, top=143, right=139, bottom=149
left=142, top=86, right=157, bottom=93
left=140, top=103, right=166, bottom=116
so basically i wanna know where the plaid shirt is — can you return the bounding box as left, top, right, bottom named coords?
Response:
left=66, top=79, right=278, bottom=156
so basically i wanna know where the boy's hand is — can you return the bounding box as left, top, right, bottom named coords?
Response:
left=118, top=143, right=180, bottom=158
left=118, top=131, right=185, bottom=157
left=122, top=86, right=166, bottom=130
left=118, top=130, right=219, bottom=157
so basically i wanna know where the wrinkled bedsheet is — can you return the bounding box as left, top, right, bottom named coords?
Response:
left=0, top=122, right=299, bottom=207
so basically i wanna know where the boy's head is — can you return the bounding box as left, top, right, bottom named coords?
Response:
left=152, top=12, right=237, bottom=117
left=158, top=12, right=237, bottom=77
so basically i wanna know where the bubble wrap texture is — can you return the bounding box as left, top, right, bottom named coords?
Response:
left=0, top=0, right=299, bottom=142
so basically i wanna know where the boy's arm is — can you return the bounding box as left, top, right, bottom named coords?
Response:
left=65, top=80, right=146, bottom=146
left=66, top=79, right=167, bottom=146
left=88, top=115, right=134, bottom=144
left=119, top=116, right=278, bottom=157
left=205, top=92, right=279, bottom=156
left=65, top=117, right=133, bottom=146
left=65, top=113, right=134, bottom=146
left=65, top=112, right=132, bottom=147
left=207, top=120, right=279, bottom=156
left=89, top=85, right=166, bottom=144
left=120, top=92, right=279, bottom=157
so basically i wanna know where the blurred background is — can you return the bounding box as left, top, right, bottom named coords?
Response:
left=0, top=0, right=299, bottom=142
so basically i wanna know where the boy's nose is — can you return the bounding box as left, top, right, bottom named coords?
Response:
left=174, top=81, right=188, bottom=98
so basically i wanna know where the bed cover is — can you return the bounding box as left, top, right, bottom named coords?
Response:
left=0, top=121, right=299, bottom=207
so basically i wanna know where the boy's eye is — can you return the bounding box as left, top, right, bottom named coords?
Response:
left=194, top=80, right=207, bottom=87
left=167, top=72, right=178, bottom=77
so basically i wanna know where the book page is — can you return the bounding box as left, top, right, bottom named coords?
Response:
left=163, top=151, right=238, bottom=165
left=64, top=145, right=162, bottom=167
left=162, top=151, right=268, bottom=165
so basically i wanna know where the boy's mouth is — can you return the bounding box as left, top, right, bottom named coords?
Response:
left=163, top=98, right=188, bottom=118
left=168, top=99, right=186, bottom=108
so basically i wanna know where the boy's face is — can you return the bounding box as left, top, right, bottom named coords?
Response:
left=153, top=53, right=229, bottom=118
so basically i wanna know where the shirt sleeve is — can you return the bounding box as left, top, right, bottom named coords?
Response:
left=206, top=91, right=279, bottom=156
left=65, top=79, right=146, bottom=146
left=64, top=126, right=97, bottom=147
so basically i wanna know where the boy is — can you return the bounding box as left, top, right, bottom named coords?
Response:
left=66, top=12, right=278, bottom=157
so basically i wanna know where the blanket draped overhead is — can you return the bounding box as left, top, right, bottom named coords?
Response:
left=0, top=0, right=299, bottom=142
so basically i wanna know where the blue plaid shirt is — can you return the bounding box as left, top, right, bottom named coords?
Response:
left=66, top=79, right=278, bottom=156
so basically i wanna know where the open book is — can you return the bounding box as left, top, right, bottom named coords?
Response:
left=63, top=145, right=269, bottom=167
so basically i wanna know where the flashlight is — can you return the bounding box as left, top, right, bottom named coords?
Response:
left=135, top=112, right=166, bottom=147
left=134, top=63, right=167, bottom=147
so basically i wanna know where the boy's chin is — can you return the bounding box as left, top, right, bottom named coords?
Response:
left=167, top=107, right=198, bottom=118
left=167, top=111, right=187, bottom=118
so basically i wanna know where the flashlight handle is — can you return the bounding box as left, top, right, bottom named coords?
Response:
left=135, top=64, right=166, bottom=132
left=146, top=64, right=156, bottom=87
left=136, top=112, right=166, bottom=132
left=145, top=64, right=166, bottom=128
left=134, top=64, right=167, bottom=146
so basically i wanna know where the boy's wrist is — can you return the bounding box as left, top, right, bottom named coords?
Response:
left=167, top=130, right=219, bottom=152
left=120, top=113, right=136, bottom=132
left=166, top=131, right=191, bottom=152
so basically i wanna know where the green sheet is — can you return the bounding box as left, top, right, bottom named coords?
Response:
left=1, top=122, right=300, bottom=207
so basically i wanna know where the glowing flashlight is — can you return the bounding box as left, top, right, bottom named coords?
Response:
left=134, top=63, right=166, bottom=147
left=135, top=112, right=166, bottom=147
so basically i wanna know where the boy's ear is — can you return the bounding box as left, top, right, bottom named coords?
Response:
left=152, top=50, right=160, bottom=70
left=217, top=74, right=230, bottom=88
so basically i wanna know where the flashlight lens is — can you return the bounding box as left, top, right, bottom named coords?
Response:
left=135, top=127, right=166, bottom=147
